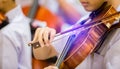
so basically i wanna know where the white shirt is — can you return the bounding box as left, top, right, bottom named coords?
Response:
left=0, top=5, right=32, bottom=69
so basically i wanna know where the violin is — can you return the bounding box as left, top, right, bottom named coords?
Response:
left=0, top=13, right=5, bottom=24
left=29, top=2, right=120, bottom=69
left=0, top=13, right=9, bottom=29
left=55, top=4, right=120, bottom=69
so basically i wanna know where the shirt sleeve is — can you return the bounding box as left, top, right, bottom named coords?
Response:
left=0, top=33, right=18, bottom=69
left=103, top=38, right=120, bottom=69
left=0, top=32, right=32, bottom=69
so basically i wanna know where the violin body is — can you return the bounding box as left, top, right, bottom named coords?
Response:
left=32, top=57, right=51, bottom=69
left=60, top=5, right=117, bottom=69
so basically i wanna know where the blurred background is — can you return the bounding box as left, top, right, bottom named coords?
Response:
left=16, top=0, right=89, bottom=32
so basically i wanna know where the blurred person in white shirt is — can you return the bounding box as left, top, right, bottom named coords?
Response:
left=0, top=0, right=46, bottom=69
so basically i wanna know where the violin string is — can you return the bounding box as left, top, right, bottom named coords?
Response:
left=52, top=21, right=109, bottom=42
left=52, top=12, right=120, bottom=43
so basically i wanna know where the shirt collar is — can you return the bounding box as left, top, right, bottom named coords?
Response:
left=5, top=5, right=25, bottom=23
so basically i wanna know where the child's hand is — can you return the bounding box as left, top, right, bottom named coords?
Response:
left=44, top=66, right=58, bottom=69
